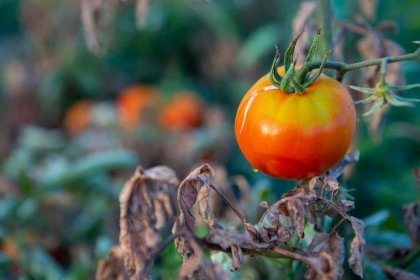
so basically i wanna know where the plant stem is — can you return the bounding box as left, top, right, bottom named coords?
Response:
left=316, top=0, right=333, bottom=58
left=295, top=47, right=420, bottom=83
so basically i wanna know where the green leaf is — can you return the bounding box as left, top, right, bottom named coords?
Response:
left=284, top=30, right=303, bottom=72
left=305, top=27, right=321, bottom=63
left=39, top=149, right=138, bottom=187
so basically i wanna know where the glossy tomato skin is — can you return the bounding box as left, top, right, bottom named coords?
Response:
left=235, top=67, right=356, bottom=180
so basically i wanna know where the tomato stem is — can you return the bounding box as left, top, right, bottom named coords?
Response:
left=295, top=46, right=420, bottom=83
left=316, top=0, right=333, bottom=58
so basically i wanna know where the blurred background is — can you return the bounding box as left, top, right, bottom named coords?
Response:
left=0, top=0, right=420, bottom=279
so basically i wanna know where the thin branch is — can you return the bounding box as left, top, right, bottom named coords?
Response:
left=209, top=183, right=247, bottom=224
left=295, top=47, right=420, bottom=82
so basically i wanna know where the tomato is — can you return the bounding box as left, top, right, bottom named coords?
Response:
left=159, top=92, right=204, bottom=131
left=64, top=100, right=95, bottom=135
left=235, top=67, right=356, bottom=180
left=116, top=84, right=160, bottom=130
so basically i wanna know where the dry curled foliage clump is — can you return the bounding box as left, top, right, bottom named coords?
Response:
left=96, top=152, right=374, bottom=279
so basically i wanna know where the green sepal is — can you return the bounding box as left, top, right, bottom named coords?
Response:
left=362, top=98, right=386, bottom=116
left=280, top=62, right=296, bottom=92
left=269, top=46, right=282, bottom=87
left=284, top=30, right=304, bottom=73
left=305, top=27, right=321, bottom=63
left=389, top=84, right=420, bottom=92
left=349, top=85, right=376, bottom=95
left=386, top=92, right=420, bottom=107
left=290, top=78, right=306, bottom=94
left=302, top=50, right=330, bottom=88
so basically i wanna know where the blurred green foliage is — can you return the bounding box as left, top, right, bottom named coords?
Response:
left=0, top=0, right=420, bottom=279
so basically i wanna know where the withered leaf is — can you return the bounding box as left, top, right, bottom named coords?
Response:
left=260, top=201, right=269, bottom=208
left=135, top=0, right=149, bottom=29
left=348, top=216, right=366, bottom=278
left=245, top=222, right=261, bottom=242
left=403, top=202, right=420, bottom=247
left=306, top=232, right=345, bottom=280
left=258, top=200, right=293, bottom=243
left=119, top=166, right=179, bottom=279
left=175, top=164, right=217, bottom=233
left=328, top=152, right=359, bottom=179
left=206, top=228, right=253, bottom=251
left=358, top=0, right=378, bottom=21
left=198, top=185, right=224, bottom=230
left=326, top=199, right=355, bottom=217
left=381, top=264, right=420, bottom=280
left=281, top=196, right=315, bottom=238
left=96, top=246, right=128, bottom=280
left=230, top=244, right=244, bottom=272
left=176, top=235, right=207, bottom=280
left=173, top=164, right=221, bottom=279
left=292, top=1, right=317, bottom=65
left=305, top=251, right=339, bottom=280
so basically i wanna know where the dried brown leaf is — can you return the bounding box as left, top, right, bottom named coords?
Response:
left=333, top=28, right=346, bottom=62
left=135, top=0, right=149, bottom=29
left=198, top=185, right=224, bottom=230
left=175, top=164, right=216, bottom=233
left=403, top=203, right=420, bottom=247
left=81, top=0, right=103, bottom=54
left=358, top=0, right=378, bottom=21
left=383, top=39, right=406, bottom=85
left=96, top=246, right=128, bottom=280
left=348, top=216, right=366, bottom=278
left=119, top=166, right=179, bottom=279
left=292, top=2, right=317, bottom=65
left=381, top=264, right=420, bottom=280
left=176, top=235, right=207, bottom=280
left=281, top=197, right=315, bottom=238
left=245, top=222, right=261, bottom=242
left=326, top=199, right=355, bottom=217
left=206, top=228, right=253, bottom=250
left=306, top=232, right=345, bottom=280
left=305, top=251, right=340, bottom=280
left=173, top=164, right=220, bottom=279
left=230, top=244, right=244, bottom=272
left=258, top=200, right=293, bottom=243
left=328, top=152, right=359, bottom=179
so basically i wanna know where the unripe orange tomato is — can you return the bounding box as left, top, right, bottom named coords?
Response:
left=64, top=100, right=95, bottom=135
left=159, top=92, right=204, bottom=131
left=235, top=67, right=356, bottom=180
left=116, top=84, right=160, bottom=130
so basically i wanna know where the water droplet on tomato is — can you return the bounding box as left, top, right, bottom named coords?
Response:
left=252, top=167, right=259, bottom=172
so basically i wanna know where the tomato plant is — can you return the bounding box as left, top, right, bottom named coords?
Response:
left=235, top=67, right=356, bottom=180
left=159, top=92, right=204, bottom=131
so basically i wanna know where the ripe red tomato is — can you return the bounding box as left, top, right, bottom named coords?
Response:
left=235, top=67, right=356, bottom=180
left=64, top=100, right=95, bottom=135
left=116, top=84, right=160, bottom=130
left=159, top=92, right=204, bottom=131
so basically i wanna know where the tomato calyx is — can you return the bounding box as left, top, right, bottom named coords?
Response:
left=269, top=27, right=330, bottom=94
left=350, top=58, right=420, bottom=116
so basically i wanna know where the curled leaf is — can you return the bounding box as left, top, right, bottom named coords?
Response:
left=119, top=166, right=179, bottom=279
left=381, top=264, right=420, bottom=280
left=306, top=232, right=345, bottom=280
left=403, top=203, right=420, bottom=247
left=173, top=164, right=217, bottom=279
left=96, top=246, right=128, bottom=280
left=230, top=245, right=244, bottom=272
left=348, top=217, right=366, bottom=278
left=198, top=185, right=224, bottom=230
